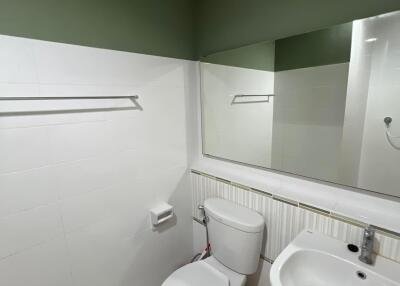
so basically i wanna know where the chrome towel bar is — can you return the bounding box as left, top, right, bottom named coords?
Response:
left=0, top=95, right=141, bottom=115
left=0, top=95, right=139, bottom=101
left=231, top=94, right=274, bottom=104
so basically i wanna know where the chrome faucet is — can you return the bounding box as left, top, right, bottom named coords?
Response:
left=359, top=226, right=375, bottom=265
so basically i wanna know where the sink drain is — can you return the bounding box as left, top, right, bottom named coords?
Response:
left=356, top=271, right=367, bottom=280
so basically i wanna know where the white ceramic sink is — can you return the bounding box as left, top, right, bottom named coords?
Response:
left=270, top=230, right=400, bottom=286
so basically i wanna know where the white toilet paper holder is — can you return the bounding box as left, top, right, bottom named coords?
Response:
left=150, top=202, right=174, bottom=227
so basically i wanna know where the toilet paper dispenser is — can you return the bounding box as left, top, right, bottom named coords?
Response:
left=150, top=202, right=174, bottom=227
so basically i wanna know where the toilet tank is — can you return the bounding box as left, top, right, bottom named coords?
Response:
left=204, top=198, right=264, bottom=275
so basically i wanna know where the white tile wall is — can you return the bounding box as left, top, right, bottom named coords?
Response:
left=191, top=171, right=400, bottom=285
left=0, top=205, right=63, bottom=259
left=0, top=239, right=73, bottom=286
left=0, top=35, right=197, bottom=286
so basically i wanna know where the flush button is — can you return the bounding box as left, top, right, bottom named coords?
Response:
left=347, top=244, right=359, bottom=253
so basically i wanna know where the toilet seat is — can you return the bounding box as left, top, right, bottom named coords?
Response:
left=162, top=256, right=247, bottom=286
left=162, top=260, right=229, bottom=286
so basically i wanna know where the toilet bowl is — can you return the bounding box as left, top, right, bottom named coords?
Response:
left=162, top=198, right=265, bottom=286
left=162, top=256, right=246, bottom=286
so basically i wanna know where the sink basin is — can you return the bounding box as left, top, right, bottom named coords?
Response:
left=270, top=230, right=400, bottom=286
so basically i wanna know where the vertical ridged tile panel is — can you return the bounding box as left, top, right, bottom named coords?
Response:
left=375, top=232, right=400, bottom=262
left=191, top=172, right=400, bottom=263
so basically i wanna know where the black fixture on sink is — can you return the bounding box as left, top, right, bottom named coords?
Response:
left=347, top=244, right=359, bottom=253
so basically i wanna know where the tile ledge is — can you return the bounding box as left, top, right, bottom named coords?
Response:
left=191, top=157, right=400, bottom=234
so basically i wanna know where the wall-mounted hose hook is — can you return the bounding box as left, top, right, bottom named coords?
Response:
left=384, top=116, right=400, bottom=140
left=384, top=116, right=392, bottom=127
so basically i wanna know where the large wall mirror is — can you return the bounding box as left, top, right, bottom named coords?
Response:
left=200, top=10, right=400, bottom=198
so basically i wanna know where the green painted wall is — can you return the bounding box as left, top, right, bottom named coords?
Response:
left=196, top=0, right=400, bottom=57
left=1, top=1, right=399, bottom=61
left=201, top=41, right=275, bottom=71
left=0, top=0, right=196, bottom=60
left=200, top=23, right=352, bottom=72
left=275, top=23, right=352, bottom=71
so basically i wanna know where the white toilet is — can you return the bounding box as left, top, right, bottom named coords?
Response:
left=162, top=198, right=265, bottom=286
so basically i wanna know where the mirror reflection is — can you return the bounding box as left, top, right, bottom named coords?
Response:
left=201, top=10, right=400, bottom=197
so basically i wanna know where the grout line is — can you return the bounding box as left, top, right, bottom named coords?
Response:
left=0, top=240, right=45, bottom=262
left=299, top=203, right=330, bottom=216
left=191, top=170, right=202, bottom=175
left=330, top=212, right=367, bottom=228
left=0, top=115, right=106, bottom=131
left=0, top=181, right=120, bottom=221
left=272, top=195, right=298, bottom=207
left=0, top=232, right=66, bottom=262
left=57, top=201, right=75, bottom=283
left=201, top=173, right=217, bottom=180
left=0, top=147, right=133, bottom=178
left=216, top=177, right=230, bottom=184
left=0, top=202, right=60, bottom=221
left=372, top=225, right=400, bottom=238
left=250, top=187, right=272, bottom=197
left=231, top=181, right=251, bottom=191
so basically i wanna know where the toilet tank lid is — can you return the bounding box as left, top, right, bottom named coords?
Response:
left=204, top=198, right=264, bottom=233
